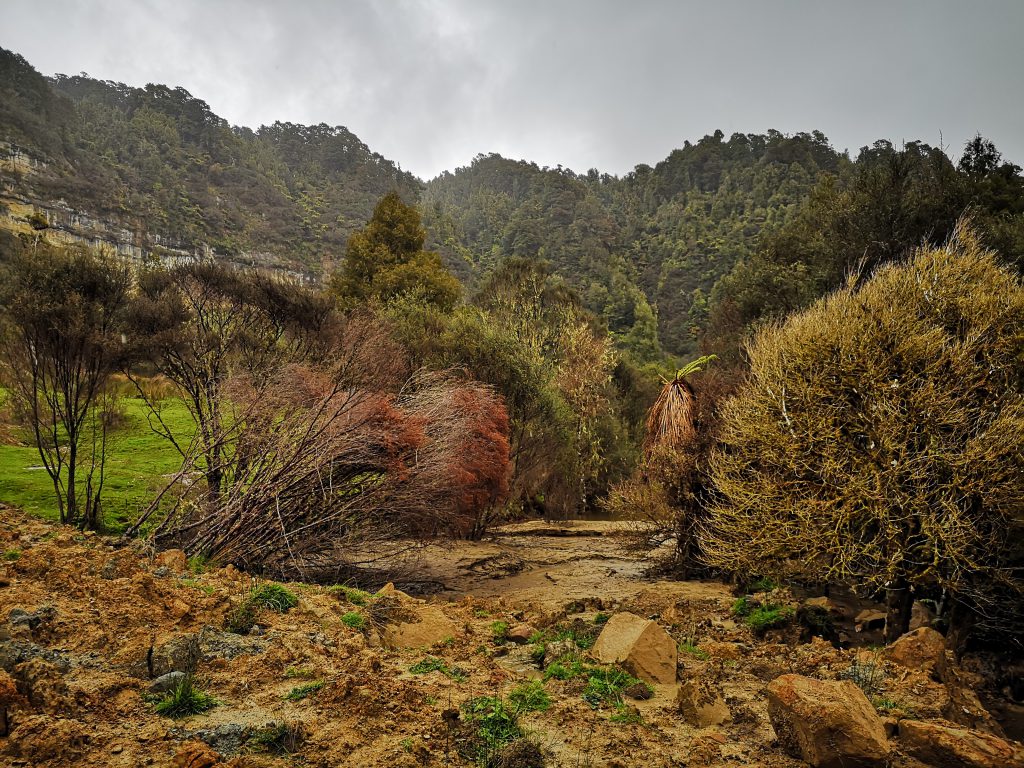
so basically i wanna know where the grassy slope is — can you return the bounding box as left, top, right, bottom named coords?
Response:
left=0, top=396, right=194, bottom=533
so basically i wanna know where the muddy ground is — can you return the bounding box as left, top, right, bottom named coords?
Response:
left=0, top=508, right=1022, bottom=767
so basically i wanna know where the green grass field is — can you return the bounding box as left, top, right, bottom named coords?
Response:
left=0, top=397, right=195, bottom=533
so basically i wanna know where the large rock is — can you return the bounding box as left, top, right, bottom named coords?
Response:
left=677, top=678, right=731, bottom=728
left=381, top=605, right=458, bottom=650
left=149, top=633, right=199, bottom=677
left=591, top=612, right=677, bottom=685
left=766, top=674, right=889, bottom=768
left=899, top=719, right=1024, bottom=768
left=884, top=627, right=945, bottom=674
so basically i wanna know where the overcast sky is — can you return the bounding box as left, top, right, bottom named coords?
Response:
left=3, top=1, right=1022, bottom=179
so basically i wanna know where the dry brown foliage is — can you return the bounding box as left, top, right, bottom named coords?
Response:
left=703, top=222, right=1024, bottom=637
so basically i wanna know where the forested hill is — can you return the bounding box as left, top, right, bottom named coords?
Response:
left=423, top=132, right=844, bottom=356
left=0, top=47, right=422, bottom=272
left=3, top=46, right=1023, bottom=361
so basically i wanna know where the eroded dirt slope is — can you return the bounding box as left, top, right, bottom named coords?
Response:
left=1, top=508, right=1022, bottom=768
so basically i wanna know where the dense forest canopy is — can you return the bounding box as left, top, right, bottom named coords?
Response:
left=2, top=45, right=1023, bottom=364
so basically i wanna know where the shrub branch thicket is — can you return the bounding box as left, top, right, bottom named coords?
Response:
left=703, top=222, right=1024, bottom=645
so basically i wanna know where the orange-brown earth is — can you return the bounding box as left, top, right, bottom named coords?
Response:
left=0, top=508, right=1022, bottom=767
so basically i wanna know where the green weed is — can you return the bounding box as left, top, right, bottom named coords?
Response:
left=732, top=596, right=752, bottom=617
left=152, top=675, right=218, bottom=718
left=249, top=583, right=298, bottom=612
left=341, top=611, right=367, bottom=631
left=744, top=604, right=794, bottom=633
left=609, top=704, right=643, bottom=724
left=247, top=722, right=303, bottom=755
left=507, top=680, right=551, bottom=714
left=328, top=585, right=372, bottom=606
left=286, top=680, right=325, bottom=701
left=491, top=620, right=510, bottom=643
left=543, top=654, right=587, bottom=681
left=679, top=641, right=710, bottom=661
left=461, top=696, right=522, bottom=765
left=409, top=656, right=467, bottom=682
left=582, top=666, right=641, bottom=708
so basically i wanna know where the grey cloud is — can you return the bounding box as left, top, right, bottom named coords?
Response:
left=2, top=0, right=1022, bottom=178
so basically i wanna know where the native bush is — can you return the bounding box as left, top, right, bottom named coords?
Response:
left=703, top=223, right=1024, bottom=643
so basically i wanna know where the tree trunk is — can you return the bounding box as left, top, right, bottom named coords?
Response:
left=884, top=578, right=913, bottom=643
left=946, top=598, right=974, bottom=659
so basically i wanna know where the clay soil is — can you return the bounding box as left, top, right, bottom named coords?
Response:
left=0, top=508, right=1020, bottom=767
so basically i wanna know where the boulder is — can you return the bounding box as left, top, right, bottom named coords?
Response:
left=899, top=719, right=1024, bottom=768
left=381, top=605, right=457, bottom=650
left=766, top=674, right=889, bottom=768
left=884, top=627, right=945, bottom=673
left=155, top=549, right=189, bottom=574
left=591, top=611, right=677, bottom=685
left=677, top=678, right=731, bottom=728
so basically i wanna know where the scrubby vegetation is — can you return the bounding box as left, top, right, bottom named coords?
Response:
left=1, top=45, right=1024, bottom=768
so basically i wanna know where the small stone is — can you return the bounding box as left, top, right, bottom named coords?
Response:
left=149, top=634, right=199, bottom=677
left=624, top=682, right=653, bottom=700
left=543, top=638, right=578, bottom=668
left=149, top=670, right=186, bottom=694
left=506, top=623, right=536, bottom=644
left=8, top=609, right=34, bottom=628
left=111, top=744, right=124, bottom=754
left=884, top=627, right=945, bottom=674
left=168, top=599, right=191, bottom=620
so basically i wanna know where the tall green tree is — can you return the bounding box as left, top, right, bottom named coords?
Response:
left=331, top=192, right=461, bottom=310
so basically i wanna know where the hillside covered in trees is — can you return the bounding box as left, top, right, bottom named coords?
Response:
left=3, top=46, right=1023, bottom=362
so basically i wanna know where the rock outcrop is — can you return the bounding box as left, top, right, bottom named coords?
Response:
left=766, top=674, right=889, bottom=768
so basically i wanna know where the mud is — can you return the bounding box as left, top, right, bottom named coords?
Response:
left=0, top=507, right=1020, bottom=768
